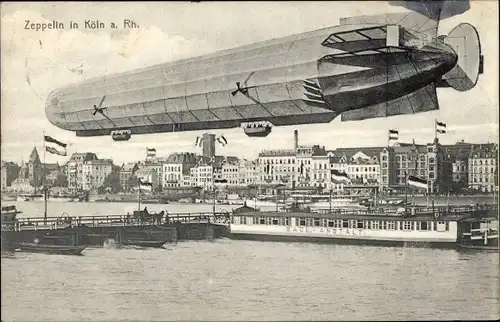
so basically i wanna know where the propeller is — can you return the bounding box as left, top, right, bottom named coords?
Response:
left=231, top=72, right=255, bottom=96
left=92, top=95, right=107, bottom=116
left=231, top=82, right=242, bottom=96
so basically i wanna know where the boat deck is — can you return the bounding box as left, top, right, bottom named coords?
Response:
left=1, top=212, right=232, bottom=232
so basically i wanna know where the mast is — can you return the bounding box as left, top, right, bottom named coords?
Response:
left=212, top=161, right=216, bottom=215
left=404, top=171, right=408, bottom=213
left=275, top=187, right=279, bottom=212
left=42, top=132, right=47, bottom=224
left=434, top=118, right=437, bottom=141
left=137, top=178, right=141, bottom=210
left=329, top=188, right=332, bottom=212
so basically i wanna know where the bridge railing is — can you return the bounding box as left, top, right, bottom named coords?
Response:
left=1, top=212, right=232, bottom=232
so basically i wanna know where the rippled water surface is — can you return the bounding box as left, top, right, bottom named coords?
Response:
left=2, top=240, right=498, bottom=321
left=2, top=200, right=499, bottom=321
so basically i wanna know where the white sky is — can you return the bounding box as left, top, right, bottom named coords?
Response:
left=1, top=1, right=498, bottom=165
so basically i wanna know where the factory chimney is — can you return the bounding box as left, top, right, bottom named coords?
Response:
left=294, top=130, right=298, bottom=150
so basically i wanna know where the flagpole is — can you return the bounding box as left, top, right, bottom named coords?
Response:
left=212, top=161, right=216, bottom=215
left=138, top=179, right=141, bottom=210
left=434, top=118, right=437, bottom=141
left=405, top=171, right=408, bottom=214
left=43, top=131, right=47, bottom=224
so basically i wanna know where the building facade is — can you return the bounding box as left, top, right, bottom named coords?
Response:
left=468, top=144, right=498, bottom=192
left=66, top=153, right=98, bottom=191
left=82, top=159, right=113, bottom=191
left=162, top=153, right=197, bottom=188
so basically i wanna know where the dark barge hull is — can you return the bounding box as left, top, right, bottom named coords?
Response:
left=15, top=243, right=87, bottom=255
left=120, top=240, right=168, bottom=248
left=229, top=233, right=458, bottom=249
left=457, top=244, right=498, bottom=251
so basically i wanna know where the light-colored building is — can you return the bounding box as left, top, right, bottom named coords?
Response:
left=468, top=144, right=497, bottom=192
left=82, top=159, right=113, bottom=191
left=120, top=162, right=139, bottom=192
left=162, top=153, right=197, bottom=188
left=258, top=149, right=297, bottom=188
left=136, top=162, right=162, bottom=191
left=66, top=153, right=98, bottom=191
left=221, top=161, right=240, bottom=186
left=239, top=159, right=258, bottom=186
left=327, top=149, right=381, bottom=191
left=310, top=148, right=330, bottom=190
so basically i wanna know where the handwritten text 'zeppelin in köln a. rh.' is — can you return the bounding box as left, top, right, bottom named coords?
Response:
left=24, top=19, right=139, bottom=31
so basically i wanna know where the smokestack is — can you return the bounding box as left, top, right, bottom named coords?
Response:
left=294, top=130, right=298, bottom=150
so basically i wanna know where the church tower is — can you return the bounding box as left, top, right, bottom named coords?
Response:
left=28, top=147, right=42, bottom=187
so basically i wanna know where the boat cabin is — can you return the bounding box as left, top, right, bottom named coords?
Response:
left=229, top=206, right=470, bottom=245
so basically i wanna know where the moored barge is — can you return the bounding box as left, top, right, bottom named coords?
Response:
left=229, top=203, right=498, bottom=249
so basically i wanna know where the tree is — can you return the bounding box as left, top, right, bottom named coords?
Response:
left=126, top=174, right=138, bottom=193
left=99, top=167, right=122, bottom=193
left=53, top=173, right=68, bottom=187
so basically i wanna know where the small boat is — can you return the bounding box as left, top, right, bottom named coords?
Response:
left=16, top=234, right=86, bottom=255
left=16, top=242, right=87, bottom=255
left=1, top=205, right=21, bottom=222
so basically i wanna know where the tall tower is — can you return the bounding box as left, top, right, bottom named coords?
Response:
left=28, top=147, right=42, bottom=187
left=202, top=133, right=216, bottom=159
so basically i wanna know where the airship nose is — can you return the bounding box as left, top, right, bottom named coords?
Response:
left=45, top=90, right=70, bottom=130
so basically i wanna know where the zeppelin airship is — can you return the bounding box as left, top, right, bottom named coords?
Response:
left=45, top=0, right=483, bottom=141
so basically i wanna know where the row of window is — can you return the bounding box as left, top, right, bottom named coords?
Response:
left=233, top=216, right=450, bottom=232
left=470, top=159, right=496, bottom=165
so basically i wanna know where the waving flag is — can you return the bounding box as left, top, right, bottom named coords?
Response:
left=146, top=147, right=156, bottom=157
left=331, top=170, right=351, bottom=183
left=217, top=135, right=228, bottom=146
left=436, top=120, right=447, bottom=134
left=44, top=135, right=67, bottom=156
left=195, top=136, right=203, bottom=147
left=139, top=179, right=153, bottom=191
left=389, top=129, right=399, bottom=141
left=408, top=175, right=427, bottom=189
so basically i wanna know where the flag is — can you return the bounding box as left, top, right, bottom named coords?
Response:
left=331, top=170, right=351, bottom=183
left=436, top=121, right=446, bottom=134
left=300, top=163, right=304, bottom=174
left=44, top=135, right=67, bottom=156
left=195, top=137, right=203, bottom=147
left=214, top=179, right=228, bottom=184
left=139, top=178, right=153, bottom=191
left=389, top=129, right=399, bottom=141
left=217, top=135, right=228, bottom=146
left=146, top=147, right=156, bottom=157
left=408, top=175, right=427, bottom=189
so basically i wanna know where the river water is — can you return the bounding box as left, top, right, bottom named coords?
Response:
left=1, top=200, right=499, bottom=321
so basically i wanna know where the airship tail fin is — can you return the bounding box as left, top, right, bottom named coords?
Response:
left=341, top=82, right=439, bottom=121
left=439, top=23, right=483, bottom=92
left=388, top=0, right=470, bottom=21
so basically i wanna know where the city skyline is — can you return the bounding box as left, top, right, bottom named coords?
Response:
left=3, top=136, right=497, bottom=167
left=1, top=1, right=498, bottom=164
